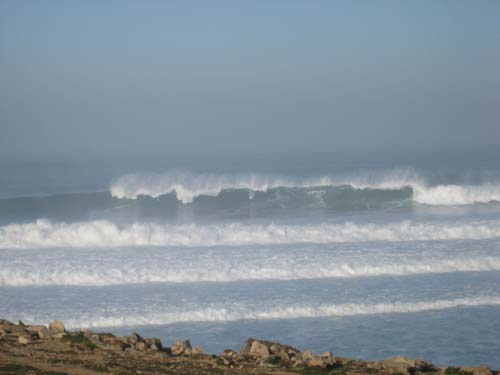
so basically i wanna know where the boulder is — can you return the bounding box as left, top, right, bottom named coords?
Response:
left=221, top=349, right=239, bottom=359
left=191, top=347, right=204, bottom=355
left=135, top=341, right=146, bottom=351
left=241, top=338, right=300, bottom=361
left=171, top=339, right=192, bottom=356
left=301, top=350, right=314, bottom=363
left=250, top=340, right=270, bottom=359
left=308, top=356, right=327, bottom=368
left=27, top=325, right=50, bottom=339
left=145, top=338, right=163, bottom=351
left=3, top=323, right=26, bottom=336
left=17, top=335, right=30, bottom=345
left=381, top=356, right=435, bottom=374
left=269, top=344, right=290, bottom=361
left=320, top=351, right=333, bottom=361
left=0, top=320, right=15, bottom=334
left=382, top=356, right=416, bottom=372
left=119, top=342, right=131, bottom=351
left=220, top=355, right=234, bottom=366
left=49, top=320, right=65, bottom=334
left=98, top=333, right=117, bottom=345
left=129, top=333, right=143, bottom=345
left=240, top=338, right=256, bottom=355
left=291, top=356, right=306, bottom=367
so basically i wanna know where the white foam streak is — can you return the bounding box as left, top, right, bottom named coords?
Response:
left=110, top=170, right=500, bottom=206
left=2, top=219, right=500, bottom=249
left=62, top=296, right=500, bottom=329
left=2, top=256, right=500, bottom=287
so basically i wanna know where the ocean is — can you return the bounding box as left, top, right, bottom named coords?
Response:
left=1, top=157, right=500, bottom=367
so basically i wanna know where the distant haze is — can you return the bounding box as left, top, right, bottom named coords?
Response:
left=1, top=1, right=499, bottom=163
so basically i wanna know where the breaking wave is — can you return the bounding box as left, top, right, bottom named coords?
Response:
left=110, top=170, right=500, bottom=206
left=2, top=219, right=500, bottom=249
left=2, top=254, right=500, bottom=286
left=58, top=296, right=500, bottom=328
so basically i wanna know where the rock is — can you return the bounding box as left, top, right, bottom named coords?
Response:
left=3, top=323, right=26, bottom=336
left=221, top=357, right=231, bottom=366
left=0, top=319, right=15, bottom=328
left=308, top=356, right=327, bottom=368
left=171, top=339, right=192, bottom=356
left=291, top=357, right=305, bottom=367
left=191, top=347, right=204, bottom=355
left=250, top=340, right=270, bottom=359
left=269, top=344, right=290, bottom=361
left=240, top=338, right=256, bottom=355
left=320, top=351, right=333, bottom=361
left=353, top=359, right=367, bottom=367
left=17, top=335, right=30, bottom=345
left=27, top=325, right=50, bottom=339
left=222, top=349, right=239, bottom=359
left=49, top=320, right=65, bottom=334
left=98, top=333, right=117, bottom=345
left=219, top=355, right=235, bottom=366
left=381, top=356, right=435, bottom=374
left=144, top=337, right=162, bottom=351
left=129, top=333, right=143, bottom=345
left=415, top=359, right=436, bottom=372
left=301, top=350, right=314, bottom=363
left=382, top=356, right=416, bottom=369
left=135, top=341, right=146, bottom=351
left=241, top=338, right=300, bottom=362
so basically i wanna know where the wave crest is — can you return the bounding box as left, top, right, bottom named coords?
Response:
left=54, top=296, right=500, bottom=328
left=2, top=219, right=500, bottom=249
left=109, top=170, right=500, bottom=206
left=2, top=255, right=500, bottom=287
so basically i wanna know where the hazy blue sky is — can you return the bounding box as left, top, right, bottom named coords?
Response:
left=1, top=1, right=499, bottom=162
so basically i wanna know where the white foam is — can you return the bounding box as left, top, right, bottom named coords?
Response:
left=2, top=255, right=500, bottom=287
left=2, top=219, right=500, bottom=249
left=412, top=183, right=500, bottom=205
left=109, top=170, right=500, bottom=206
left=59, top=296, right=500, bottom=329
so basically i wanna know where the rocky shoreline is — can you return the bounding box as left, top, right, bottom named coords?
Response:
left=0, top=319, right=496, bottom=375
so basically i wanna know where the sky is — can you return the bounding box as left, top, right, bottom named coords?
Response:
left=1, top=0, right=499, bottom=164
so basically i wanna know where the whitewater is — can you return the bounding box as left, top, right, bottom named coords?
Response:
left=2, top=218, right=500, bottom=249
left=2, top=165, right=500, bottom=367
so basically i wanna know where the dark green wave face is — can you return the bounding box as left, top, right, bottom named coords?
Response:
left=0, top=186, right=415, bottom=224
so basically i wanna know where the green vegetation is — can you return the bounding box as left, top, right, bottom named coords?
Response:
left=445, top=367, right=473, bottom=375
left=62, top=332, right=98, bottom=350
left=0, top=363, right=67, bottom=375
left=293, top=366, right=333, bottom=375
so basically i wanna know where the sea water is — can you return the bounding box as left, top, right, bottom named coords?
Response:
left=1, top=157, right=500, bottom=367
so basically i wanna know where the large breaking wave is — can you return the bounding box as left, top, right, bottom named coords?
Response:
left=2, top=219, right=500, bottom=249
left=110, top=170, right=500, bottom=206
left=3, top=170, right=500, bottom=224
